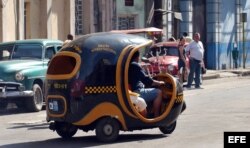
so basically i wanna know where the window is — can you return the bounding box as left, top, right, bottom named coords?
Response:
left=24, top=2, right=31, bottom=39
left=75, top=0, right=83, bottom=35
left=0, top=50, right=11, bottom=60
left=118, top=16, right=136, bottom=30
left=125, top=0, right=134, bottom=6
left=12, top=45, right=42, bottom=59
left=167, top=47, right=179, bottom=56
left=45, top=47, right=55, bottom=59
left=56, top=46, right=62, bottom=51
left=0, top=45, right=13, bottom=61
left=47, top=55, right=76, bottom=75
left=148, top=47, right=179, bottom=57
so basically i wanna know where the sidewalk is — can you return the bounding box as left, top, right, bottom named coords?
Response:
left=203, top=67, right=250, bottom=80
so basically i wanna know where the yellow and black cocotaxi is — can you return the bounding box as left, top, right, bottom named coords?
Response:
left=45, top=32, right=186, bottom=142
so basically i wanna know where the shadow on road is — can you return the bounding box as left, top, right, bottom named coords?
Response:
left=7, top=122, right=49, bottom=130
left=1, top=133, right=167, bottom=148
left=0, top=103, right=46, bottom=116
left=0, top=107, right=28, bottom=116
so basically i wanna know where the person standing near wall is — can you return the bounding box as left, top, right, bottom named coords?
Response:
left=185, top=32, right=204, bottom=89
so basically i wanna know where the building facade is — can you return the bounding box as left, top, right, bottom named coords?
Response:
left=0, top=0, right=75, bottom=42
left=75, top=0, right=116, bottom=37
left=204, top=0, right=250, bottom=70
left=159, top=0, right=250, bottom=69
left=176, top=0, right=250, bottom=69
left=116, top=0, right=145, bottom=30
left=0, top=0, right=144, bottom=40
left=1, top=0, right=249, bottom=69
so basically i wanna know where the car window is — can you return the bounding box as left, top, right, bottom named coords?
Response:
left=167, top=47, right=178, bottom=56
left=0, top=45, right=14, bottom=61
left=45, top=47, right=55, bottom=59
left=148, top=47, right=160, bottom=57
left=148, top=47, right=167, bottom=57
left=12, top=44, right=43, bottom=59
left=148, top=46, right=178, bottom=57
left=0, top=50, right=11, bottom=61
left=56, top=46, right=62, bottom=51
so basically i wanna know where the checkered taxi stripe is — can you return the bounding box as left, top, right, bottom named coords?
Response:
left=85, top=86, right=117, bottom=94
left=175, top=94, right=183, bottom=103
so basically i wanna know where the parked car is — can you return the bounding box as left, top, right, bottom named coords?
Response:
left=0, top=39, right=63, bottom=111
left=142, top=41, right=190, bottom=80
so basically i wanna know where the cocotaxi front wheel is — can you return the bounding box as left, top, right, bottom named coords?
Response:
left=159, top=121, right=177, bottom=134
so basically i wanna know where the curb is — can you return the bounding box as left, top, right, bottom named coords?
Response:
left=203, top=73, right=220, bottom=80
left=203, top=70, right=250, bottom=80
left=231, top=71, right=250, bottom=76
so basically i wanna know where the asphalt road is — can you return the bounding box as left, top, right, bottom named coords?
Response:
left=0, top=76, right=250, bottom=148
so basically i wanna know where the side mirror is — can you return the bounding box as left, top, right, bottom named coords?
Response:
left=141, top=57, right=150, bottom=63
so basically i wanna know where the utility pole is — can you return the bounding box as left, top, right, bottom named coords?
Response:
left=153, top=0, right=163, bottom=42
left=154, top=0, right=163, bottom=29
left=241, top=13, right=247, bottom=69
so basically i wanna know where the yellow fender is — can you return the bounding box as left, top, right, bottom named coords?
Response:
left=73, top=102, right=127, bottom=130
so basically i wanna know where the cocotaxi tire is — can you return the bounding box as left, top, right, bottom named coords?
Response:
left=159, top=121, right=177, bottom=134
left=55, top=122, right=78, bottom=139
left=95, top=117, right=120, bottom=142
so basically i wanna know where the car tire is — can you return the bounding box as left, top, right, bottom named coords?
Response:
left=95, top=117, right=120, bottom=142
left=25, top=84, right=43, bottom=112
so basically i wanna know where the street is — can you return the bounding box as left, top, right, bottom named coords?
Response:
left=0, top=76, right=250, bottom=148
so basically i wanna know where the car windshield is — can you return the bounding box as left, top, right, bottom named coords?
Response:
left=147, top=46, right=178, bottom=57
left=12, top=44, right=43, bottom=59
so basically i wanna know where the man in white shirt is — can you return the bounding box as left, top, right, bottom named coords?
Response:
left=185, top=32, right=204, bottom=88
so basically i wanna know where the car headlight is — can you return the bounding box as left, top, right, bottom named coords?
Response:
left=15, top=72, right=24, bottom=81
left=167, top=64, right=174, bottom=72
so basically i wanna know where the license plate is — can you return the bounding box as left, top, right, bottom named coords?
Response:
left=49, top=101, right=58, bottom=111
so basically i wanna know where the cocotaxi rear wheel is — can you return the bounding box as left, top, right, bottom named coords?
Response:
left=55, top=122, right=78, bottom=139
left=95, top=117, right=120, bottom=142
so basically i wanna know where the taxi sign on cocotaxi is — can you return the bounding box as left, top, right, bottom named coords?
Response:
left=45, top=32, right=186, bottom=142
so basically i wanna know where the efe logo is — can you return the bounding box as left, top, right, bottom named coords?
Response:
left=228, top=136, right=246, bottom=143
left=224, top=132, right=250, bottom=148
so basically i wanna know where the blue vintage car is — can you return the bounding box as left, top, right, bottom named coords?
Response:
left=0, top=39, right=63, bottom=112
